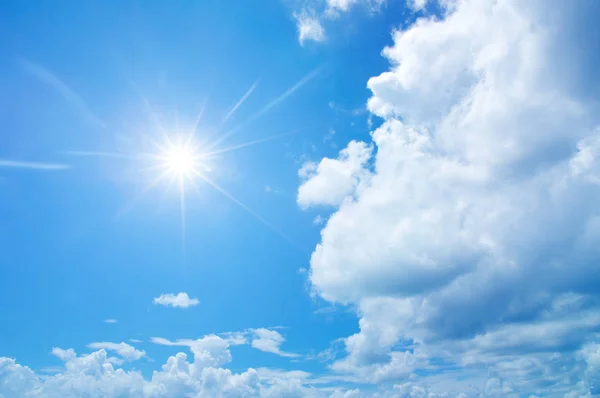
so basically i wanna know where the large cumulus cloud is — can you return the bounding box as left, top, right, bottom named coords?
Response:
left=299, top=0, right=600, bottom=394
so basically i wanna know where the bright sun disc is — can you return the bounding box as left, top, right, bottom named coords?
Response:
left=165, top=145, right=195, bottom=176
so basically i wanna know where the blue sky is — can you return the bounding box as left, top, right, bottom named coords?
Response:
left=1, top=0, right=600, bottom=397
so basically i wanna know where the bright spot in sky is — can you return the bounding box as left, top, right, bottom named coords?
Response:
left=157, top=136, right=203, bottom=181
left=164, top=144, right=196, bottom=176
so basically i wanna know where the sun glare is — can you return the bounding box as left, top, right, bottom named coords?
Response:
left=159, top=138, right=202, bottom=180
left=165, top=145, right=195, bottom=176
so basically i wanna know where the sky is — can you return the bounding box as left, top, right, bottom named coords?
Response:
left=1, top=0, right=600, bottom=397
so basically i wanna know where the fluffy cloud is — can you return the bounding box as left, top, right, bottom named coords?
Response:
left=406, top=0, right=427, bottom=11
left=51, top=347, right=76, bottom=362
left=151, top=329, right=299, bottom=361
left=0, top=346, right=363, bottom=397
left=150, top=334, right=234, bottom=369
left=86, top=342, right=146, bottom=362
left=300, top=0, right=600, bottom=395
left=298, top=141, right=372, bottom=208
left=153, top=292, right=199, bottom=308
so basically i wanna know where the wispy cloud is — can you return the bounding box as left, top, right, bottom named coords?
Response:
left=221, top=81, right=259, bottom=125
left=0, top=159, right=70, bottom=170
left=250, top=328, right=300, bottom=358
left=295, top=10, right=325, bottom=46
left=20, top=59, right=105, bottom=128
left=153, top=292, right=199, bottom=308
left=61, top=151, right=135, bottom=159
left=252, top=67, right=322, bottom=121
left=103, top=319, right=118, bottom=324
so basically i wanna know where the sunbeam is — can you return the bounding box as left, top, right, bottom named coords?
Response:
left=209, top=67, right=322, bottom=150
left=201, top=130, right=299, bottom=159
left=192, top=170, right=298, bottom=247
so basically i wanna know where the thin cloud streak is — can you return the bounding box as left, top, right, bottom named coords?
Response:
left=221, top=81, right=259, bottom=125
left=252, top=67, right=321, bottom=121
left=0, top=159, right=70, bottom=170
left=20, top=59, right=105, bottom=128
left=61, top=150, right=139, bottom=160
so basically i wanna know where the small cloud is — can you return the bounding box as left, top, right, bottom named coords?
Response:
left=221, top=332, right=248, bottom=346
left=129, top=339, right=143, bottom=344
left=265, top=185, right=272, bottom=193
left=313, top=215, right=325, bottom=225
left=250, top=328, right=300, bottom=358
left=87, top=342, right=145, bottom=361
left=153, top=292, right=199, bottom=308
left=294, top=10, right=325, bottom=46
left=313, top=305, right=337, bottom=315
left=298, top=267, right=307, bottom=274
left=103, top=319, right=118, bottom=324
left=408, top=0, right=428, bottom=11
left=51, top=347, right=76, bottom=362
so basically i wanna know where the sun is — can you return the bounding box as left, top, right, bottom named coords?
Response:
left=158, top=137, right=202, bottom=180
left=164, top=145, right=196, bottom=177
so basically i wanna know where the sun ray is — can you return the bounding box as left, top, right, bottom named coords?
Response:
left=208, top=67, right=322, bottom=150
left=202, top=130, right=299, bottom=159
left=178, top=175, right=186, bottom=252
left=192, top=170, right=298, bottom=247
left=114, top=167, right=175, bottom=219
left=191, top=97, right=209, bottom=138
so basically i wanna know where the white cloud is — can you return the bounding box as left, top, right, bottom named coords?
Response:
left=86, top=342, right=146, bottom=362
left=299, top=0, right=600, bottom=394
left=295, top=10, right=326, bottom=45
left=103, top=319, right=118, bottom=324
left=326, top=0, right=385, bottom=14
left=297, top=140, right=372, bottom=208
left=151, top=329, right=299, bottom=361
left=153, top=292, right=199, bottom=308
left=251, top=328, right=300, bottom=358
left=151, top=334, right=233, bottom=368
left=407, top=0, right=427, bottom=11
left=0, top=339, right=368, bottom=397
left=51, top=347, right=76, bottom=362
left=292, top=0, right=387, bottom=46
